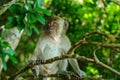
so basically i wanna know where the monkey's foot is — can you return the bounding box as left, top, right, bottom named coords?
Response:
left=77, top=70, right=86, bottom=78
left=58, top=71, right=80, bottom=79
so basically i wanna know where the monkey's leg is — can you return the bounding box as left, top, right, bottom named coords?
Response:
left=35, top=59, right=57, bottom=80
left=57, top=60, right=79, bottom=79
left=68, top=59, right=86, bottom=78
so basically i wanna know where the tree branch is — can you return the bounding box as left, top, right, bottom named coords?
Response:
left=110, top=0, right=120, bottom=6
left=0, top=0, right=18, bottom=16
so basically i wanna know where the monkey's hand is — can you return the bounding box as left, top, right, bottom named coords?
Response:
left=58, top=71, right=80, bottom=79
left=29, top=58, right=45, bottom=65
left=35, top=58, right=45, bottom=65
left=77, top=70, right=86, bottom=78
left=29, top=58, right=44, bottom=76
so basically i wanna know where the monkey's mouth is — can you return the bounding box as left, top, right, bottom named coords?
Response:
left=48, top=32, right=60, bottom=41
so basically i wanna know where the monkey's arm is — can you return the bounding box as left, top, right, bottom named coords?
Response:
left=31, top=34, right=46, bottom=60
left=30, top=35, right=47, bottom=76
left=57, top=59, right=68, bottom=72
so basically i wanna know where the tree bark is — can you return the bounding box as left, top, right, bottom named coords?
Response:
left=0, top=27, right=23, bottom=73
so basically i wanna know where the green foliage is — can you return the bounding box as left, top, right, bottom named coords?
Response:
left=5, top=0, right=51, bottom=36
left=0, top=35, right=17, bottom=70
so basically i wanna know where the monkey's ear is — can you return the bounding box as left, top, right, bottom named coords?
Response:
left=64, top=20, right=69, bottom=29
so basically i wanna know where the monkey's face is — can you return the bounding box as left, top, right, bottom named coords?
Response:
left=45, top=17, right=69, bottom=39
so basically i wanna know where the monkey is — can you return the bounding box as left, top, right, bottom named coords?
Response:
left=30, top=16, right=86, bottom=80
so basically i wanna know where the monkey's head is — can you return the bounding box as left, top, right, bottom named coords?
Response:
left=45, top=16, right=69, bottom=40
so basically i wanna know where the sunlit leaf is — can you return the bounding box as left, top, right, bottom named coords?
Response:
left=25, top=3, right=32, bottom=11
left=37, top=0, right=44, bottom=6
left=4, top=49, right=15, bottom=56
left=34, top=0, right=44, bottom=8
left=39, top=8, right=51, bottom=16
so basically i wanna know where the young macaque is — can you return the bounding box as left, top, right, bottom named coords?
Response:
left=30, top=16, right=86, bottom=80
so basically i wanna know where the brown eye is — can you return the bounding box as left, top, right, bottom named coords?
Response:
left=64, top=20, right=69, bottom=29
left=51, top=21, right=58, bottom=26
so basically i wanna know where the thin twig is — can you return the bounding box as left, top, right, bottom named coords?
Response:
left=81, top=30, right=120, bottom=40
left=110, top=0, right=120, bottom=6
left=93, top=46, right=101, bottom=64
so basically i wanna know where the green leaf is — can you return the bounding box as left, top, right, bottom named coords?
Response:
left=8, top=54, right=18, bottom=64
left=17, top=25, right=24, bottom=31
left=36, top=14, right=45, bottom=25
left=5, top=16, right=16, bottom=29
left=1, top=30, right=6, bottom=38
left=37, top=0, right=44, bottom=7
left=34, top=0, right=44, bottom=9
left=1, top=55, right=7, bottom=70
left=25, top=3, right=32, bottom=11
left=39, top=8, right=51, bottom=16
left=42, top=9, right=51, bottom=16
left=34, top=2, right=38, bottom=9
left=9, top=4, right=20, bottom=14
left=27, top=13, right=37, bottom=23
left=32, top=25, right=39, bottom=35
left=23, top=14, right=28, bottom=24
left=26, top=26, right=32, bottom=36
left=16, top=15, right=24, bottom=24
left=4, top=49, right=15, bottom=56
left=2, top=41, right=10, bottom=48
left=5, top=22, right=14, bottom=29
left=34, top=6, right=51, bottom=16
left=8, top=16, right=15, bottom=22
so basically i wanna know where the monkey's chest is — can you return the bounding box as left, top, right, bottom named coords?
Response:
left=41, top=44, right=61, bottom=73
left=43, top=44, right=61, bottom=60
